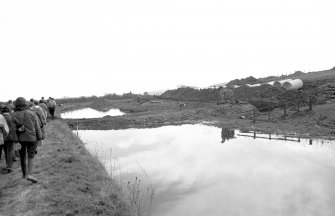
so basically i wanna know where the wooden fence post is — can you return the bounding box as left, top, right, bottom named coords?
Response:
left=297, top=91, right=301, bottom=112
left=253, top=108, right=256, bottom=123
left=283, top=101, right=287, bottom=116
left=76, top=120, right=79, bottom=136
left=268, top=106, right=271, bottom=120
left=309, top=96, right=313, bottom=110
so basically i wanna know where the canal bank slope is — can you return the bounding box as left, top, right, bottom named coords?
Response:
left=62, top=98, right=335, bottom=139
left=0, top=120, right=130, bottom=216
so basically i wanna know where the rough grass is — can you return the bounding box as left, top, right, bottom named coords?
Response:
left=0, top=119, right=130, bottom=216
left=297, top=68, right=335, bottom=82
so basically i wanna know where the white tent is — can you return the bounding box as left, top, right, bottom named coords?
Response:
left=246, top=84, right=262, bottom=87
left=273, top=79, right=292, bottom=88
left=282, top=79, right=303, bottom=90
left=267, top=81, right=275, bottom=86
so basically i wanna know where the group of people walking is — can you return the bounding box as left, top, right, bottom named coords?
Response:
left=0, top=96, right=57, bottom=183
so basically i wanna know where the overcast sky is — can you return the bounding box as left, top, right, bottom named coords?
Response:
left=0, top=0, right=334, bottom=101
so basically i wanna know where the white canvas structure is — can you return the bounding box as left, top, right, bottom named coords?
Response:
left=282, top=79, right=303, bottom=90
left=273, top=79, right=292, bottom=88
left=267, top=81, right=275, bottom=86
left=246, top=84, right=262, bottom=87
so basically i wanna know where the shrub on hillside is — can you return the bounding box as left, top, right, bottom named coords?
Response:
left=248, top=99, right=279, bottom=112
left=234, top=85, right=284, bottom=100
left=227, top=76, right=259, bottom=86
left=160, top=87, right=221, bottom=102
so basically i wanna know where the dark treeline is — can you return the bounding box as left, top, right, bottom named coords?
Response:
left=56, top=92, right=142, bottom=104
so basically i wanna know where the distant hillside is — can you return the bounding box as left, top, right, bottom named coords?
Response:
left=208, top=82, right=228, bottom=88
left=177, top=85, right=200, bottom=89
left=146, top=89, right=168, bottom=96
left=290, top=68, right=335, bottom=82
left=226, top=67, right=335, bottom=86
left=259, top=67, right=335, bottom=83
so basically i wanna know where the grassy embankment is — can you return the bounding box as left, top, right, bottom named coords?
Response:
left=0, top=119, right=130, bottom=216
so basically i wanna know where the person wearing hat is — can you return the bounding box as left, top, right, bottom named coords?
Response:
left=6, top=100, right=15, bottom=112
left=1, top=105, right=18, bottom=172
left=11, top=97, right=42, bottom=183
left=40, top=97, right=47, bottom=106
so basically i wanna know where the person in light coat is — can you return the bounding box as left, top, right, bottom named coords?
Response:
left=0, top=113, right=9, bottom=165
left=1, top=106, right=18, bottom=172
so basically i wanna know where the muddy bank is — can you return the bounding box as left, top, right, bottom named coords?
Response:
left=60, top=99, right=335, bottom=140
left=64, top=111, right=212, bottom=130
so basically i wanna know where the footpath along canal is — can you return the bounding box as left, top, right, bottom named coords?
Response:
left=0, top=119, right=129, bottom=216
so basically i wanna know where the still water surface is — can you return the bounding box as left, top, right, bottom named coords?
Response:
left=61, top=107, right=124, bottom=119
left=77, top=124, right=335, bottom=216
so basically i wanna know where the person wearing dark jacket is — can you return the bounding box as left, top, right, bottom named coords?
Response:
left=12, top=97, right=42, bottom=183
left=1, top=106, right=18, bottom=173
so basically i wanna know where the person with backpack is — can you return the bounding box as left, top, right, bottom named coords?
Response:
left=31, top=100, right=46, bottom=142
left=1, top=106, right=18, bottom=173
left=39, top=99, right=49, bottom=121
left=47, top=97, right=57, bottom=120
left=34, top=100, right=46, bottom=123
left=11, top=97, right=42, bottom=183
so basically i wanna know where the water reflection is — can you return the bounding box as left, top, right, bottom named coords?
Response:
left=61, top=107, right=124, bottom=119
left=221, top=128, right=235, bottom=143
left=77, top=125, right=335, bottom=216
left=238, top=131, right=324, bottom=147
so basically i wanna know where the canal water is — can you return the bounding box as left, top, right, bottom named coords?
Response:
left=77, top=124, right=335, bottom=216
left=61, top=107, right=124, bottom=119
